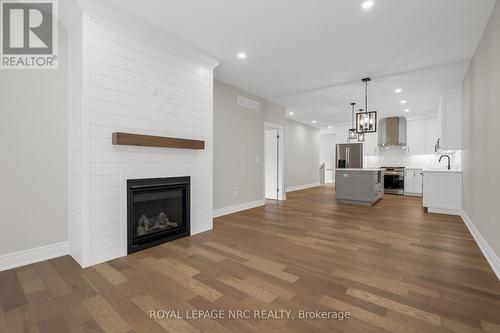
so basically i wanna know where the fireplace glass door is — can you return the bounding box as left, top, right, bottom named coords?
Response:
left=127, top=177, right=190, bottom=253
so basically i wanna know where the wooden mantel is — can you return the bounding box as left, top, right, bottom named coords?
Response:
left=112, top=132, right=205, bottom=150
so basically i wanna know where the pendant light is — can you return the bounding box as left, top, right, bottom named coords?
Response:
left=348, top=102, right=357, bottom=140
left=356, top=77, right=378, bottom=134
left=357, top=109, right=365, bottom=142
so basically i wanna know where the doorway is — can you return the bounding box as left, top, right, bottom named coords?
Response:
left=264, top=123, right=284, bottom=200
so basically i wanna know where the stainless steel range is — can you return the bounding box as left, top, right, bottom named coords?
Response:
left=382, top=167, right=405, bottom=195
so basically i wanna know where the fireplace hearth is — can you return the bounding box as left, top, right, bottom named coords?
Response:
left=127, top=177, right=190, bottom=253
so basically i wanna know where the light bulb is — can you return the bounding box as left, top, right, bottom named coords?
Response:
left=362, top=1, right=374, bottom=10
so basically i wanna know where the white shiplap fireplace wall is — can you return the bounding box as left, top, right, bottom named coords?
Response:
left=67, top=1, right=219, bottom=267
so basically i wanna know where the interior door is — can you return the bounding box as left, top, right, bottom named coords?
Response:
left=265, top=130, right=278, bottom=200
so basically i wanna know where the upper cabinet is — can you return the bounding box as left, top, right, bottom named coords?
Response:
left=335, top=123, right=351, bottom=144
left=333, top=123, right=378, bottom=155
left=407, top=119, right=426, bottom=155
left=407, top=116, right=440, bottom=155
left=363, top=132, right=378, bottom=155
left=425, top=116, right=440, bottom=154
left=439, top=83, right=463, bottom=150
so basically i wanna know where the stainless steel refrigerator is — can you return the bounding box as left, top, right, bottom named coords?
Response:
left=336, top=143, right=363, bottom=168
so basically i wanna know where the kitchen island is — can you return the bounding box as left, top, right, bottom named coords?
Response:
left=335, top=168, right=384, bottom=205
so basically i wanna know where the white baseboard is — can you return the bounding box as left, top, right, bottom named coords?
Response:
left=428, top=207, right=461, bottom=216
left=461, top=210, right=500, bottom=281
left=285, top=182, right=320, bottom=193
left=0, top=241, right=70, bottom=272
left=213, top=199, right=266, bottom=218
left=404, top=193, right=422, bottom=197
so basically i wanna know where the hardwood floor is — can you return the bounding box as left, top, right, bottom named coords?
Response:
left=1, top=185, right=499, bottom=332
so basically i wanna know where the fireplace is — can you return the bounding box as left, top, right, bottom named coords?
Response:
left=127, top=177, right=190, bottom=254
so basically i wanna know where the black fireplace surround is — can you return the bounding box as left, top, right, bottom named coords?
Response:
left=127, top=177, right=190, bottom=254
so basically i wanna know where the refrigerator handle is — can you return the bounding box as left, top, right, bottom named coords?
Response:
left=346, top=147, right=350, bottom=168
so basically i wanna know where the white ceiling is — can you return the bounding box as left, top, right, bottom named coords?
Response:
left=103, top=0, right=496, bottom=128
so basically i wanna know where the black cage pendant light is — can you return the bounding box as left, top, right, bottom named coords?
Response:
left=356, top=77, right=378, bottom=134
left=348, top=102, right=357, bottom=140
left=357, top=109, right=365, bottom=142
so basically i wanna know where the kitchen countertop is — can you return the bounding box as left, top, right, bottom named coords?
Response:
left=422, top=168, right=462, bottom=173
left=336, top=168, right=383, bottom=172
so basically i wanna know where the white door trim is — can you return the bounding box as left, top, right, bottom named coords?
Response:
left=264, top=122, right=286, bottom=201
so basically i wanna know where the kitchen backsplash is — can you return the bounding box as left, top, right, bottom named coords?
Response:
left=365, top=149, right=462, bottom=170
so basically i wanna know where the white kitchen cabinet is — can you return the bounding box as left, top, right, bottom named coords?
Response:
left=425, top=117, right=440, bottom=154
left=404, top=169, right=423, bottom=196
left=404, top=170, right=413, bottom=193
left=407, top=119, right=426, bottom=155
left=363, top=132, right=378, bottom=155
left=414, top=171, right=423, bottom=194
left=439, top=83, right=462, bottom=150
left=407, top=116, right=440, bottom=155
left=422, top=170, right=462, bottom=215
left=335, top=123, right=351, bottom=144
left=335, top=123, right=378, bottom=155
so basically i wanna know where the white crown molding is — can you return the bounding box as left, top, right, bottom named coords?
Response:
left=77, top=0, right=220, bottom=70
left=405, top=112, right=439, bottom=121
left=213, top=199, right=266, bottom=218
left=439, top=81, right=463, bottom=95
left=0, top=242, right=69, bottom=272
left=461, top=210, right=500, bottom=281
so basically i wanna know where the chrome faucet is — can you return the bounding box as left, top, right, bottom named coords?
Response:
left=439, top=155, right=451, bottom=170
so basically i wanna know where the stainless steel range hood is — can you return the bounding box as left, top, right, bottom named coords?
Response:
left=378, top=117, right=407, bottom=147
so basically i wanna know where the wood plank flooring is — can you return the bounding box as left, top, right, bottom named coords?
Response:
left=1, top=185, right=499, bottom=332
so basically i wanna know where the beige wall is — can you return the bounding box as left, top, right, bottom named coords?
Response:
left=285, top=119, right=320, bottom=189
left=213, top=80, right=286, bottom=209
left=0, top=28, right=69, bottom=255
left=462, top=1, right=500, bottom=258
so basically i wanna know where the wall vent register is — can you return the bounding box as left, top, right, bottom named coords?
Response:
left=237, top=96, right=260, bottom=111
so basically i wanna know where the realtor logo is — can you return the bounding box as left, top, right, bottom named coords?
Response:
left=1, top=0, right=58, bottom=69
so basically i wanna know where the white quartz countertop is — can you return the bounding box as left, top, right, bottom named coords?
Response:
left=336, top=168, right=383, bottom=172
left=422, top=168, right=462, bottom=173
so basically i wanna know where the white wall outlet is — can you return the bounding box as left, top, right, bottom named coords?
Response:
left=233, top=190, right=238, bottom=197
left=256, top=156, right=260, bottom=163
left=152, top=86, right=159, bottom=96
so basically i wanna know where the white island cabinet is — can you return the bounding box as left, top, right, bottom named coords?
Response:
left=335, top=169, right=384, bottom=205
left=422, top=170, right=462, bottom=215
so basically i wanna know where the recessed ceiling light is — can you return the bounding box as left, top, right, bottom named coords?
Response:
left=400, top=100, right=407, bottom=104
left=289, top=111, right=294, bottom=115
left=237, top=52, right=247, bottom=59
left=328, top=126, right=332, bottom=129
left=312, top=120, right=317, bottom=124
left=362, top=1, right=374, bottom=10
left=395, top=88, right=402, bottom=93
left=404, top=109, right=410, bottom=113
